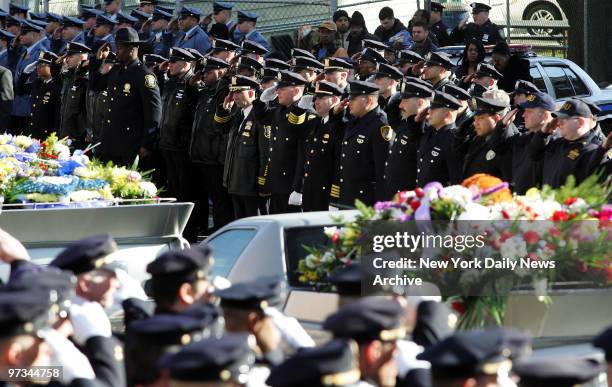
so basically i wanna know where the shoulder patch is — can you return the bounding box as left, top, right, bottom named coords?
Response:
left=144, top=74, right=157, bottom=89
left=380, top=125, right=393, bottom=142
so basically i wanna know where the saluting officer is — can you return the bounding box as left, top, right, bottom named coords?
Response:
left=385, top=81, right=433, bottom=198
left=323, top=56, right=352, bottom=97
left=429, top=2, right=451, bottom=47
left=147, top=8, right=174, bottom=58
left=396, top=49, right=424, bottom=77
left=421, top=51, right=454, bottom=91
left=301, top=81, right=345, bottom=211
left=59, top=42, right=91, bottom=149
left=450, top=2, right=505, bottom=45
left=176, top=6, right=211, bottom=55
left=374, top=62, right=402, bottom=111
left=332, top=80, right=390, bottom=208
left=90, top=27, right=162, bottom=167
left=217, top=75, right=267, bottom=218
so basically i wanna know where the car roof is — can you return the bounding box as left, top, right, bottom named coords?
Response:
left=213, top=210, right=360, bottom=229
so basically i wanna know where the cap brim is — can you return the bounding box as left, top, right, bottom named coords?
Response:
left=551, top=111, right=572, bottom=118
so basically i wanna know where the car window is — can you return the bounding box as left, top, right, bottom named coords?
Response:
left=542, top=66, right=576, bottom=99
left=205, top=228, right=258, bottom=277
left=529, top=66, right=547, bottom=93
left=562, top=67, right=589, bottom=96
left=284, top=226, right=334, bottom=288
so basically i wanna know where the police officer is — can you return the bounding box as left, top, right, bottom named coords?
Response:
left=145, top=247, right=215, bottom=314
left=176, top=6, right=211, bottom=55
left=511, top=79, right=540, bottom=132
left=116, top=11, right=138, bottom=29
left=472, top=62, right=503, bottom=90
left=218, top=75, right=267, bottom=218
left=323, top=56, right=352, bottom=97
left=413, top=91, right=463, bottom=186
left=89, top=50, right=116, bottom=145
left=242, top=39, right=269, bottom=62
left=385, top=82, right=433, bottom=197
left=233, top=10, right=269, bottom=49
left=450, top=2, right=505, bottom=45
left=190, top=56, right=234, bottom=231
left=209, top=37, right=240, bottom=63
left=443, top=83, right=473, bottom=128
left=374, top=62, right=402, bottom=111
left=78, top=7, right=102, bottom=48
left=528, top=98, right=604, bottom=188
left=16, top=50, right=62, bottom=139
left=421, top=51, right=454, bottom=91
left=202, top=1, right=237, bottom=36
left=291, top=55, right=324, bottom=92
left=301, top=81, right=345, bottom=211
left=513, top=357, right=603, bottom=387
left=90, top=27, right=162, bottom=167
left=255, top=70, right=312, bottom=214
left=357, top=47, right=386, bottom=81
left=59, top=42, right=90, bottom=149
left=146, top=7, right=173, bottom=57
left=0, top=30, right=15, bottom=68
left=332, top=80, right=389, bottom=208
left=429, top=2, right=451, bottom=47
left=61, top=16, right=86, bottom=47
left=91, top=14, right=117, bottom=52
left=396, top=49, right=424, bottom=77
left=236, top=55, right=263, bottom=78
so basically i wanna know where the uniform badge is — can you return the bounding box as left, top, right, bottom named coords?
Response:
left=562, top=101, right=572, bottom=110
left=323, top=133, right=330, bottom=139
left=244, top=121, right=252, bottom=131
left=400, top=139, right=407, bottom=145
left=431, top=150, right=439, bottom=157
left=123, top=83, right=131, bottom=94
left=241, top=131, right=251, bottom=137
left=380, top=125, right=393, bottom=142
left=483, top=34, right=489, bottom=41
left=567, top=148, right=580, bottom=160
left=357, top=138, right=364, bottom=144
left=264, top=125, right=271, bottom=139
left=486, top=150, right=496, bottom=160
left=144, top=74, right=157, bottom=89
left=527, top=94, right=537, bottom=102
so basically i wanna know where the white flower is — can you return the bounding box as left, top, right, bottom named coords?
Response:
left=70, top=190, right=102, bottom=202
left=41, top=176, right=73, bottom=185
left=304, top=254, right=319, bottom=269
left=12, top=135, right=33, bottom=149
left=0, top=134, right=11, bottom=145
left=53, top=143, right=71, bottom=160
left=128, top=171, right=142, bottom=182
left=458, top=202, right=491, bottom=220
left=567, top=198, right=588, bottom=213
left=324, top=226, right=339, bottom=238
left=439, top=185, right=473, bottom=207
left=500, top=236, right=527, bottom=260
left=139, top=182, right=157, bottom=197
left=321, top=251, right=335, bottom=263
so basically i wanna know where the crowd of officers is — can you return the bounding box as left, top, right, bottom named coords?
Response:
left=0, top=0, right=610, bottom=239
left=2, top=228, right=612, bottom=387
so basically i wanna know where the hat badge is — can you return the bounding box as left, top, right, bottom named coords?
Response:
left=527, top=94, right=537, bottom=102
left=486, top=150, right=496, bottom=160
left=562, top=101, right=572, bottom=110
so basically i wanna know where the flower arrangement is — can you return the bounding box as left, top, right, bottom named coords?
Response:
left=0, top=133, right=159, bottom=207
left=298, top=174, right=611, bottom=328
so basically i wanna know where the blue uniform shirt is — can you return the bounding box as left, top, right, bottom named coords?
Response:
left=233, top=28, right=268, bottom=50
left=13, top=37, right=49, bottom=117
left=176, top=25, right=211, bottom=55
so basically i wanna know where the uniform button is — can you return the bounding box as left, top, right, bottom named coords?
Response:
left=385, top=162, right=388, bottom=166
left=420, top=158, right=423, bottom=162
left=383, top=175, right=386, bottom=178
left=430, top=160, right=434, bottom=163
left=111, top=98, right=114, bottom=101
left=342, top=153, right=345, bottom=157
left=305, top=173, right=308, bottom=177
left=389, top=150, right=392, bottom=154
left=285, top=137, right=289, bottom=141
left=282, top=172, right=286, bottom=175
left=356, top=150, right=360, bottom=154
left=314, top=138, right=317, bottom=142
left=274, top=137, right=277, bottom=140
left=269, top=147, right=272, bottom=151
left=343, top=141, right=347, bottom=145
left=321, top=148, right=324, bottom=152
left=114, top=87, right=117, bottom=90
left=32, top=104, right=36, bottom=107
left=399, top=151, right=402, bottom=154
left=417, top=168, right=420, bottom=172
left=108, top=108, right=111, bottom=112
left=359, top=190, right=363, bottom=194
left=310, top=150, right=314, bottom=154
left=340, top=166, right=343, bottom=170
left=340, top=179, right=343, bottom=182
left=322, top=186, right=326, bottom=190
left=306, top=161, right=310, bottom=165
left=126, top=127, right=130, bottom=131
left=107, top=120, right=111, bottom=123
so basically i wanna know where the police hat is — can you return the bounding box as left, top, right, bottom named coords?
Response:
left=469, top=83, right=489, bottom=98
left=361, top=48, right=386, bottom=64
left=514, top=80, right=540, bottom=96
left=431, top=1, right=445, bottom=12
left=50, top=234, right=122, bottom=275
left=237, top=56, right=264, bottom=72
left=20, top=20, right=44, bottom=34
left=323, top=57, right=352, bottom=72
left=593, top=325, right=612, bottom=361
left=62, top=15, right=85, bottom=28
left=37, top=50, right=60, bottom=65
left=0, top=29, right=15, bottom=42
left=152, top=8, right=172, bottom=21
left=29, top=11, right=46, bottom=21
left=81, top=7, right=103, bottom=19
left=117, top=12, right=138, bottom=25
left=186, top=48, right=204, bottom=60
left=266, top=339, right=361, bottom=387
left=156, top=5, right=175, bottom=14
left=470, top=2, right=492, bottom=12
left=242, top=39, right=269, bottom=56
left=405, top=75, right=435, bottom=89
left=131, top=9, right=152, bottom=22
left=580, top=98, right=602, bottom=115
left=327, top=262, right=362, bottom=296
left=237, top=10, right=258, bottom=23
left=213, top=1, right=234, bottom=13
left=122, top=298, right=154, bottom=328
left=211, top=38, right=240, bottom=52
left=363, top=38, right=389, bottom=52
left=262, top=67, right=281, bottom=82
left=474, top=96, right=509, bottom=115
left=95, top=14, right=118, bottom=26
left=413, top=301, right=455, bottom=348
left=0, top=288, right=55, bottom=338
left=431, top=91, right=462, bottom=110
left=518, top=91, right=556, bottom=111
left=46, top=12, right=63, bottom=23
left=292, top=56, right=324, bottom=72
left=160, top=334, right=255, bottom=383
left=65, top=41, right=91, bottom=55
left=143, top=53, right=167, bottom=66
left=229, top=75, right=259, bottom=91
left=397, top=49, right=424, bottom=65
left=215, top=279, right=280, bottom=310
left=5, top=15, right=22, bottom=28
left=552, top=98, right=592, bottom=119
left=348, top=80, right=379, bottom=97
left=443, top=84, right=471, bottom=101
left=115, top=27, right=147, bottom=44
left=128, top=307, right=217, bottom=345
left=323, top=297, right=405, bottom=342
left=417, top=327, right=531, bottom=378
left=314, top=80, right=343, bottom=97
left=290, top=47, right=315, bottom=60
left=401, top=81, right=434, bottom=99
left=425, top=51, right=454, bottom=70
left=375, top=63, right=403, bottom=81
left=146, top=246, right=213, bottom=280
left=9, top=3, right=29, bottom=15
left=265, top=58, right=291, bottom=70
left=203, top=56, right=230, bottom=70
left=30, top=19, right=48, bottom=29
left=475, top=62, right=503, bottom=80
left=276, top=69, right=308, bottom=88
left=513, top=357, right=603, bottom=387
left=179, top=6, right=203, bottom=19
left=169, top=47, right=196, bottom=62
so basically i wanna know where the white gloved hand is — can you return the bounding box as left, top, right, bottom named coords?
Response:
left=264, top=307, right=315, bottom=349
left=113, top=268, right=147, bottom=304
left=69, top=301, right=112, bottom=346
left=394, top=340, right=428, bottom=378
left=260, top=85, right=277, bottom=103
left=40, top=328, right=96, bottom=383
left=212, top=275, right=232, bottom=290
left=328, top=205, right=339, bottom=211
left=297, top=94, right=314, bottom=111
left=288, top=191, right=302, bottom=206
left=23, top=62, right=37, bottom=74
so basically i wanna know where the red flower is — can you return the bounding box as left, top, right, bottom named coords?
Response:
left=415, top=187, right=424, bottom=198
left=551, top=211, right=569, bottom=222
left=523, top=230, right=540, bottom=244
left=331, top=232, right=340, bottom=245
left=577, top=262, right=588, bottom=273
left=606, top=266, right=612, bottom=282
left=548, top=227, right=561, bottom=238
left=410, top=200, right=420, bottom=211
left=564, top=197, right=578, bottom=205
left=336, top=251, right=345, bottom=259
left=501, top=210, right=510, bottom=220
left=499, top=231, right=513, bottom=242
left=451, top=301, right=465, bottom=315
left=527, top=252, right=539, bottom=262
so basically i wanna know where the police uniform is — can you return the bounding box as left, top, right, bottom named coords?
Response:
left=237, top=55, right=263, bottom=78
left=397, top=50, right=424, bottom=77
left=243, top=39, right=270, bottom=59
left=511, top=80, right=541, bottom=133
left=513, top=357, right=603, bottom=387
left=528, top=99, right=603, bottom=188
left=89, top=27, right=162, bottom=167
left=357, top=48, right=386, bottom=81
left=291, top=55, right=324, bottom=94
left=450, top=2, right=505, bottom=45
left=89, top=52, right=116, bottom=145
left=146, top=8, right=174, bottom=58
left=233, top=11, right=269, bottom=50
left=430, top=2, right=451, bottom=47
left=374, top=63, right=403, bottom=111
left=443, top=83, right=473, bottom=129
left=413, top=91, right=463, bottom=186
left=176, top=7, right=212, bottom=55
left=204, top=1, right=237, bottom=36
left=300, top=81, right=344, bottom=211
left=323, top=57, right=352, bottom=98
left=15, top=51, right=62, bottom=139
left=0, top=29, right=15, bottom=69
left=254, top=70, right=312, bottom=214
left=384, top=82, right=432, bottom=198
left=59, top=42, right=90, bottom=149
left=424, top=52, right=454, bottom=91
left=91, top=15, right=117, bottom=52
left=219, top=75, right=268, bottom=218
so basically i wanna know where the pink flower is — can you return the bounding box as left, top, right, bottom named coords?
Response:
left=523, top=230, right=540, bottom=244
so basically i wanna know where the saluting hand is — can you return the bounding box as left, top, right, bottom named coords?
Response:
left=415, top=107, right=430, bottom=123
left=223, top=92, right=234, bottom=110
left=95, top=42, right=110, bottom=60
left=412, top=60, right=426, bottom=76
left=158, top=60, right=170, bottom=72
left=603, top=131, right=612, bottom=150
left=333, top=98, right=349, bottom=115
left=542, top=117, right=558, bottom=134
left=502, top=108, right=519, bottom=127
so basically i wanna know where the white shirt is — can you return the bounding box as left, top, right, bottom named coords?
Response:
left=241, top=104, right=253, bottom=128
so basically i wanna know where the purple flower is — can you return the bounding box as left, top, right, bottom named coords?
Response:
left=25, top=140, right=41, bottom=154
